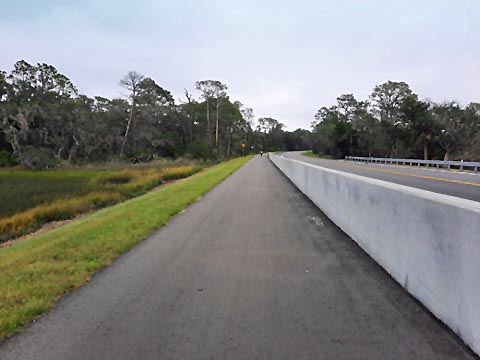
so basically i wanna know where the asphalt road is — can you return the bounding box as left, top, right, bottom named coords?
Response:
left=0, top=156, right=476, bottom=360
left=284, top=152, right=480, bottom=202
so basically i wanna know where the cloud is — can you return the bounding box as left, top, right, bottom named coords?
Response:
left=0, top=0, right=478, bottom=130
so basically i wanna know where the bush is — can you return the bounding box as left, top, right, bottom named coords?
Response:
left=0, top=151, right=17, bottom=167
left=19, top=147, right=58, bottom=170
left=187, top=140, right=214, bottom=161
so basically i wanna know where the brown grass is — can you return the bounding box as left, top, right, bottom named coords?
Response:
left=0, top=165, right=203, bottom=242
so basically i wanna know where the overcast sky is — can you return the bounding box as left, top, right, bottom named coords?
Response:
left=1, top=0, right=479, bottom=130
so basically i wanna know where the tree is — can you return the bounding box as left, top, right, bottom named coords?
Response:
left=195, top=80, right=215, bottom=143
left=312, top=107, right=338, bottom=156
left=0, top=70, right=10, bottom=101
left=336, top=94, right=368, bottom=123
left=133, top=78, right=179, bottom=157
left=2, top=60, right=272, bottom=167
left=218, top=99, right=246, bottom=156
left=100, top=98, right=130, bottom=157
left=432, top=102, right=464, bottom=160
left=256, top=117, right=285, bottom=151
left=236, top=102, right=254, bottom=149
left=369, top=81, right=414, bottom=124
left=257, top=117, right=283, bottom=134
left=369, top=81, right=419, bottom=157
left=314, top=106, right=339, bottom=124
left=195, top=80, right=227, bottom=149
left=8, top=60, right=36, bottom=102
left=283, top=129, right=311, bottom=151
left=119, top=71, right=144, bottom=157
left=401, top=97, right=438, bottom=160
left=213, top=82, right=227, bottom=150
left=352, top=113, right=379, bottom=157
left=34, top=63, right=77, bottom=101
left=460, top=103, right=480, bottom=160
left=181, top=89, right=196, bottom=143
left=8, top=61, right=77, bottom=103
left=1, top=62, right=80, bottom=166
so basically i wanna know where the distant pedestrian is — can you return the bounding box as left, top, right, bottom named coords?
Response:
left=260, top=150, right=264, bottom=157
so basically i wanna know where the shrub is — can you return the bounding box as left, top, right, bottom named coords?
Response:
left=18, top=147, right=58, bottom=170
left=0, top=151, right=17, bottom=167
left=187, top=140, right=214, bottom=161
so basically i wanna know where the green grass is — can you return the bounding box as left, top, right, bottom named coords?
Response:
left=0, top=156, right=252, bottom=340
left=0, top=163, right=205, bottom=241
left=302, top=151, right=333, bottom=159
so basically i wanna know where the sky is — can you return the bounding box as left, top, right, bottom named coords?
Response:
left=1, top=0, right=479, bottom=130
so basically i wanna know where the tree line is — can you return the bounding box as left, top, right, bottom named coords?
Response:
left=311, top=81, right=480, bottom=161
left=0, top=60, right=308, bottom=169
left=4, top=61, right=473, bottom=168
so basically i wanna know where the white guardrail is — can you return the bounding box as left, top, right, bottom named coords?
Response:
left=345, top=156, right=479, bottom=172
left=270, top=153, right=480, bottom=356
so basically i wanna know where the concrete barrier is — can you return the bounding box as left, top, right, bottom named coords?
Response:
left=270, top=154, right=480, bottom=355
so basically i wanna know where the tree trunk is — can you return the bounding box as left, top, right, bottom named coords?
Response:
left=423, top=141, right=428, bottom=160
left=215, top=99, right=219, bottom=151
left=56, top=147, right=64, bottom=160
left=227, top=129, right=231, bottom=156
left=184, top=89, right=194, bottom=143
left=188, top=115, right=193, bottom=143
left=443, top=151, right=449, bottom=161
left=120, top=103, right=134, bottom=157
left=205, top=98, right=211, bottom=143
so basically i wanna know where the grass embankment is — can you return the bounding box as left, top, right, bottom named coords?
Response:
left=302, top=151, right=333, bottom=159
left=0, top=163, right=203, bottom=242
left=0, top=156, right=252, bottom=340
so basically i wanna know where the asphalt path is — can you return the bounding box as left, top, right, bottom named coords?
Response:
left=0, top=156, right=476, bottom=360
left=284, top=152, right=480, bottom=202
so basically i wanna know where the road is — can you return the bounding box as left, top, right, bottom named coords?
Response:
left=284, top=152, right=480, bottom=202
left=0, top=156, right=476, bottom=360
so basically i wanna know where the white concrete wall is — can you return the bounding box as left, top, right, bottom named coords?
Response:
left=270, top=154, right=480, bottom=355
